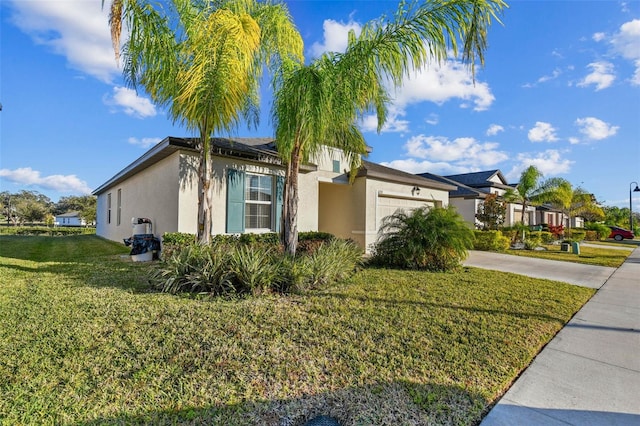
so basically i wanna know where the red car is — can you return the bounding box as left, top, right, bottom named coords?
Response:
left=608, top=226, right=635, bottom=241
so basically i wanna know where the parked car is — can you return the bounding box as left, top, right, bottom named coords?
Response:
left=608, top=226, right=635, bottom=241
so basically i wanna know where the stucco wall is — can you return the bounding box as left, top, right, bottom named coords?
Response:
left=450, top=198, right=481, bottom=228
left=96, top=153, right=181, bottom=243
left=318, top=180, right=365, bottom=247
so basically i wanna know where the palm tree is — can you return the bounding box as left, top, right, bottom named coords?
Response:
left=273, top=0, right=507, bottom=255
left=106, top=0, right=303, bottom=243
left=537, top=178, right=603, bottom=229
left=505, top=165, right=544, bottom=225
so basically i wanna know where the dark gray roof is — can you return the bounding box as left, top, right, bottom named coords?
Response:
left=443, top=169, right=512, bottom=190
left=418, top=172, right=487, bottom=198
left=93, top=137, right=294, bottom=195
left=358, top=161, right=457, bottom=191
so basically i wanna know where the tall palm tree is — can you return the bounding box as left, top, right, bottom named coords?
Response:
left=504, top=165, right=544, bottom=225
left=273, top=0, right=507, bottom=255
left=106, top=0, right=303, bottom=243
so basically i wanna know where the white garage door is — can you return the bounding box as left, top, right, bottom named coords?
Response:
left=376, top=195, right=434, bottom=228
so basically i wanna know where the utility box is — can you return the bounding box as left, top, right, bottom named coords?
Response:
left=572, top=242, right=580, bottom=255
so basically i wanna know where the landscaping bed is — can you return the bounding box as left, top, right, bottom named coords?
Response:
left=0, top=235, right=594, bottom=425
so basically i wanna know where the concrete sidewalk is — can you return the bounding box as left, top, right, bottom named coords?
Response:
left=478, top=247, right=640, bottom=426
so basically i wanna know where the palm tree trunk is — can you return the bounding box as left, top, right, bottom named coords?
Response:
left=197, top=136, right=213, bottom=245
left=282, top=142, right=301, bottom=256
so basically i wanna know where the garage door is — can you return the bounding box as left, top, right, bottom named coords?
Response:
left=376, top=195, right=434, bottom=228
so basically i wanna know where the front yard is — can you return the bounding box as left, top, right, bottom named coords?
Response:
left=505, top=243, right=633, bottom=267
left=0, top=236, right=595, bottom=425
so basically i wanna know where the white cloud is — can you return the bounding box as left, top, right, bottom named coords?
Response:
left=381, top=158, right=469, bottom=176
left=392, top=62, right=495, bottom=112
left=528, top=122, right=559, bottom=143
left=400, top=134, right=508, bottom=169
left=0, top=167, right=92, bottom=194
left=425, top=114, right=439, bottom=125
left=575, top=117, right=619, bottom=140
left=310, top=19, right=362, bottom=57
left=104, top=86, right=157, bottom=118
left=505, top=150, right=573, bottom=181
left=128, top=137, right=162, bottom=149
left=312, top=19, right=495, bottom=134
left=486, top=124, right=504, bottom=136
left=592, top=32, right=606, bottom=42
left=360, top=105, right=409, bottom=133
left=7, top=0, right=118, bottom=83
left=611, top=19, right=640, bottom=85
left=537, top=68, right=562, bottom=84
left=577, top=61, right=616, bottom=91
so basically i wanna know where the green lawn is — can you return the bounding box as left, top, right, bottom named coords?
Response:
left=0, top=236, right=595, bottom=425
left=505, top=244, right=632, bottom=267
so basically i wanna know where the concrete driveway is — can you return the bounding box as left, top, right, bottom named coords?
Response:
left=463, top=250, right=616, bottom=288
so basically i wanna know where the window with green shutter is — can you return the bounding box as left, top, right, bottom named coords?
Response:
left=226, top=169, right=284, bottom=233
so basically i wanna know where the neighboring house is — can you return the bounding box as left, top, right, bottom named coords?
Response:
left=535, top=205, right=583, bottom=229
left=55, top=211, right=86, bottom=227
left=93, top=137, right=456, bottom=253
left=420, top=169, right=537, bottom=228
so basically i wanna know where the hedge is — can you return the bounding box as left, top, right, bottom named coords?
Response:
left=473, top=230, right=510, bottom=252
left=0, top=226, right=96, bottom=236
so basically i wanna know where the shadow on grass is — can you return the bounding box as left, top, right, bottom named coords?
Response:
left=74, top=381, right=489, bottom=426
left=313, top=291, right=569, bottom=325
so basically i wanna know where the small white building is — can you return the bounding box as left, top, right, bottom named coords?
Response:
left=55, top=211, right=86, bottom=227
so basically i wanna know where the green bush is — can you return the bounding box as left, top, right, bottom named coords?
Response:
left=0, top=226, right=95, bottom=236
left=473, top=230, right=510, bottom=252
left=565, top=229, right=586, bottom=241
left=538, top=231, right=554, bottom=244
left=584, top=223, right=610, bottom=240
left=370, top=206, right=474, bottom=271
left=152, top=236, right=362, bottom=296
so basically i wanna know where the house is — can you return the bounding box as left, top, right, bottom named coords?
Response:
left=55, top=211, right=86, bottom=227
left=536, top=205, right=583, bottom=229
left=93, top=137, right=456, bottom=252
left=418, top=169, right=537, bottom=228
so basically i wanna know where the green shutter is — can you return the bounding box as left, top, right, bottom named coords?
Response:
left=275, top=175, right=284, bottom=233
left=226, top=169, right=245, bottom=233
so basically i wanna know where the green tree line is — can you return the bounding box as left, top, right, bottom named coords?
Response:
left=1, top=191, right=96, bottom=226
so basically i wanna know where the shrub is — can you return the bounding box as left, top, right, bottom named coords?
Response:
left=585, top=230, right=598, bottom=241
left=473, top=230, right=510, bottom=252
left=538, top=231, right=554, bottom=244
left=370, top=206, right=475, bottom=272
left=584, top=223, right=610, bottom=240
left=152, top=243, right=234, bottom=294
left=565, top=229, right=586, bottom=241
left=0, top=226, right=95, bottom=236
left=302, top=239, right=363, bottom=290
left=152, top=234, right=362, bottom=296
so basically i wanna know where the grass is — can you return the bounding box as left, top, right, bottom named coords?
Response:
left=0, top=235, right=595, bottom=425
left=505, top=244, right=632, bottom=267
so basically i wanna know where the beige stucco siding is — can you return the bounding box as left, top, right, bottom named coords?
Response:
left=96, top=152, right=181, bottom=243
left=318, top=180, right=366, bottom=247
left=450, top=198, right=481, bottom=228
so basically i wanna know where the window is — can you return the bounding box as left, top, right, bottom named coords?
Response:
left=107, top=193, right=112, bottom=224
left=332, top=160, right=340, bottom=173
left=245, top=174, right=272, bottom=230
left=226, top=169, right=284, bottom=234
left=116, top=189, right=122, bottom=226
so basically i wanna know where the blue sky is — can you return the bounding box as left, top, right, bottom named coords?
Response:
left=1, top=0, right=639, bottom=211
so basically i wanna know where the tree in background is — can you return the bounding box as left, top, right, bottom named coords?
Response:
left=537, top=178, right=603, bottom=229
left=107, top=0, right=303, bottom=244
left=1, top=190, right=53, bottom=225
left=54, top=195, right=97, bottom=224
left=504, top=165, right=544, bottom=225
left=273, top=0, right=506, bottom=255
left=476, top=193, right=507, bottom=230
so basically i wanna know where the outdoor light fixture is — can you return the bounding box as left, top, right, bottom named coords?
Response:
left=630, top=181, right=640, bottom=233
left=412, top=186, right=421, bottom=196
